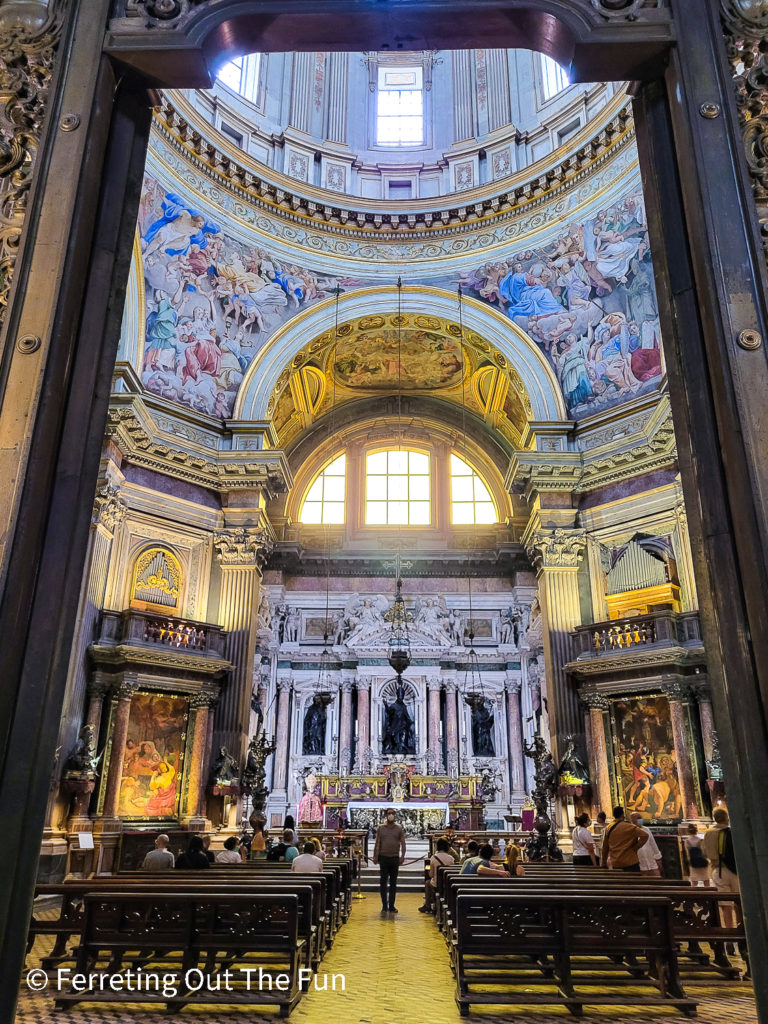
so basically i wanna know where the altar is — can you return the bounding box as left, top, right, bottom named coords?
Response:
left=345, top=801, right=449, bottom=837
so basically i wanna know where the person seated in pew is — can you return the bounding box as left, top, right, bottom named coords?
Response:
left=201, top=834, right=215, bottom=863
left=142, top=834, right=175, bottom=870
left=504, top=843, right=525, bottom=876
left=601, top=805, right=648, bottom=872
left=216, top=835, right=244, bottom=864
left=419, top=838, right=456, bottom=913
left=571, top=812, right=598, bottom=866
left=460, top=840, right=479, bottom=864
left=442, top=826, right=461, bottom=862
left=310, top=837, right=326, bottom=861
left=268, top=828, right=300, bottom=862
left=175, top=834, right=210, bottom=869
left=292, top=841, right=324, bottom=872
left=460, top=843, right=508, bottom=876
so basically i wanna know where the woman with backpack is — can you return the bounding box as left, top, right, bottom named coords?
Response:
left=683, top=823, right=710, bottom=886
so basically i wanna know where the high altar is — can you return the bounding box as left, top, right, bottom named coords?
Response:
left=317, top=765, right=484, bottom=833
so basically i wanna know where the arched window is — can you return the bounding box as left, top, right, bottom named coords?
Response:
left=365, top=449, right=430, bottom=525
left=217, top=53, right=262, bottom=104
left=450, top=454, right=497, bottom=525
left=132, top=547, right=182, bottom=611
left=300, top=453, right=346, bottom=524
left=540, top=55, right=570, bottom=100
left=376, top=64, right=424, bottom=146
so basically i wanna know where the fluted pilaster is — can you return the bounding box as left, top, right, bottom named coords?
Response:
left=505, top=674, right=525, bottom=799
left=453, top=49, right=474, bottom=142
left=327, top=52, right=348, bottom=143
left=427, top=678, right=444, bottom=773
left=272, top=674, right=292, bottom=794
left=355, top=678, right=371, bottom=770
left=339, top=675, right=354, bottom=774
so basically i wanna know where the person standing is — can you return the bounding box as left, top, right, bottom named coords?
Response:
left=683, top=823, right=710, bottom=886
left=373, top=807, right=406, bottom=913
left=630, top=812, right=663, bottom=875
left=142, top=834, right=175, bottom=870
left=571, top=813, right=598, bottom=866
left=701, top=808, right=742, bottom=944
left=601, top=805, right=648, bottom=872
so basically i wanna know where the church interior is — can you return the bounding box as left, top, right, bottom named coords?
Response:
left=2, top=2, right=768, bottom=1023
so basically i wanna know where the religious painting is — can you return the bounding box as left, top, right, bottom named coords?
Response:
left=304, top=616, right=335, bottom=639
left=117, top=692, right=188, bottom=819
left=453, top=186, right=664, bottom=419
left=333, top=329, right=463, bottom=390
left=136, top=174, right=362, bottom=420
left=464, top=616, right=494, bottom=640
left=610, top=694, right=682, bottom=820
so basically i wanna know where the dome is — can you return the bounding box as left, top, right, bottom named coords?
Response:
left=180, top=48, right=620, bottom=201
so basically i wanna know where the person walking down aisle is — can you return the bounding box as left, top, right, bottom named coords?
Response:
left=630, top=812, right=662, bottom=876
left=373, top=807, right=406, bottom=914
left=602, top=805, right=648, bottom=872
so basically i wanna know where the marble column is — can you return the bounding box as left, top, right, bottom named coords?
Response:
left=504, top=674, right=525, bottom=800
left=100, top=678, right=138, bottom=822
left=272, top=673, right=292, bottom=796
left=525, top=527, right=587, bottom=757
left=213, top=527, right=272, bottom=760
left=663, top=679, right=699, bottom=819
left=696, top=683, right=716, bottom=767
left=444, top=678, right=459, bottom=776
left=339, top=675, right=354, bottom=774
left=583, top=693, right=612, bottom=816
left=183, top=692, right=215, bottom=823
left=355, top=678, right=371, bottom=771
left=427, top=678, right=444, bottom=773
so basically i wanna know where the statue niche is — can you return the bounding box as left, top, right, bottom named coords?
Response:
left=471, top=700, right=496, bottom=757
left=302, top=697, right=327, bottom=755
left=382, top=685, right=416, bottom=755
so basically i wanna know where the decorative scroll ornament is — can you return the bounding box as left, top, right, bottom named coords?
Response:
left=0, top=2, right=64, bottom=322
left=526, top=527, right=587, bottom=571
left=591, top=0, right=656, bottom=20
left=123, top=0, right=201, bottom=27
left=92, top=483, right=127, bottom=531
left=213, top=526, right=274, bottom=567
left=722, top=0, right=768, bottom=260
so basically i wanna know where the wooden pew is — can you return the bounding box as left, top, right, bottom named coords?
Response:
left=453, top=891, right=697, bottom=1017
left=53, top=892, right=304, bottom=1017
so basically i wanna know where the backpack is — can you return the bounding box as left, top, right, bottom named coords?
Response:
left=718, top=827, right=738, bottom=875
left=687, top=840, right=708, bottom=869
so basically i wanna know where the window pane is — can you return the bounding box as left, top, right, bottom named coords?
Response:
left=388, top=500, right=409, bottom=524
left=304, top=478, right=324, bottom=503
left=377, top=91, right=401, bottom=115
left=409, top=502, right=430, bottom=525
left=452, top=477, right=474, bottom=502
left=452, top=503, right=475, bottom=525
left=409, top=476, right=430, bottom=500
left=409, top=451, right=429, bottom=474
left=367, top=451, right=387, bottom=473
left=376, top=118, right=401, bottom=144
left=323, top=476, right=345, bottom=502
left=450, top=454, right=472, bottom=475
left=473, top=477, right=494, bottom=503
left=366, top=501, right=387, bottom=524
left=302, top=502, right=323, bottom=523
left=397, top=117, right=423, bottom=144
left=397, top=92, right=423, bottom=115
left=388, top=450, right=408, bottom=474
left=323, top=502, right=345, bottom=525
left=475, top=502, right=496, bottom=524
left=388, top=475, right=408, bottom=498
left=367, top=476, right=387, bottom=500
left=326, top=454, right=346, bottom=475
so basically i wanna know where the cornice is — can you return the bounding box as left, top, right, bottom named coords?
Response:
left=152, top=90, right=635, bottom=245
left=566, top=643, right=706, bottom=678
left=106, top=394, right=293, bottom=497
left=89, top=644, right=232, bottom=677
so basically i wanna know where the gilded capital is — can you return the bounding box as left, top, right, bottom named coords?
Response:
left=581, top=691, right=609, bottom=712
left=662, top=679, right=692, bottom=703
left=214, top=526, right=274, bottom=568
left=92, top=483, right=127, bottom=531
left=526, top=527, right=586, bottom=571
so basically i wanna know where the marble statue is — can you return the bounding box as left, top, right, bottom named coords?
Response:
left=471, top=700, right=496, bottom=757
left=446, top=608, right=464, bottom=646
left=414, top=596, right=452, bottom=644
left=332, top=608, right=347, bottom=646
left=64, top=724, right=102, bottom=776
left=256, top=591, right=272, bottom=633
left=345, top=594, right=388, bottom=645
left=382, top=687, right=416, bottom=754
left=284, top=605, right=300, bottom=643
left=302, top=697, right=327, bottom=755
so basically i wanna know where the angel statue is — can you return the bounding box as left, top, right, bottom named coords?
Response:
left=414, top=596, right=452, bottom=644
left=344, top=594, right=388, bottom=646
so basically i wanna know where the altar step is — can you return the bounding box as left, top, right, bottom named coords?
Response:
left=359, top=864, right=426, bottom=894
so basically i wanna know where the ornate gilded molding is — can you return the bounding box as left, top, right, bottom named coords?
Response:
left=105, top=398, right=292, bottom=496
left=91, top=483, right=127, bottom=531
left=214, top=526, right=274, bottom=568
left=0, top=1, right=65, bottom=323
left=581, top=690, right=609, bottom=711
left=526, top=528, right=587, bottom=571
left=722, top=0, right=768, bottom=260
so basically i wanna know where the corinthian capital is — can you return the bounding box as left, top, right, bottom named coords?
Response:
left=526, top=527, right=586, bottom=571
left=214, top=526, right=274, bottom=568
left=92, top=484, right=127, bottom=531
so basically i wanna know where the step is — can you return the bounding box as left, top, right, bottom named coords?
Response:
left=359, top=865, right=426, bottom=893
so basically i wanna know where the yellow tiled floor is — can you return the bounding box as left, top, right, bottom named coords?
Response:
left=18, top=893, right=759, bottom=1023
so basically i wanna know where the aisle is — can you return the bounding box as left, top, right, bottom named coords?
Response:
left=18, top=890, right=760, bottom=1024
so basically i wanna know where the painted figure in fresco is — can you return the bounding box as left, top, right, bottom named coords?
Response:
left=145, top=761, right=177, bottom=815
left=471, top=700, right=496, bottom=757
left=382, top=689, right=416, bottom=755
left=554, top=333, right=594, bottom=410
left=302, top=698, right=327, bottom=755
left=144, top=291, right=179, bottom=372
left=142, top=193, right=220, bottom=259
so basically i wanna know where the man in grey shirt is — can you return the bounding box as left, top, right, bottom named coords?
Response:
left=373, top=808, right=406, bottom=914
left=142, top=834, right=175, bottom=869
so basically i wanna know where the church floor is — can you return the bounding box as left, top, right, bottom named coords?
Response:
left=18, top=893, right=758, bottom=1024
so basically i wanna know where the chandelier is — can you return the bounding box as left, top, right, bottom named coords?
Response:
left=387, top=574, right=411, bottom=678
